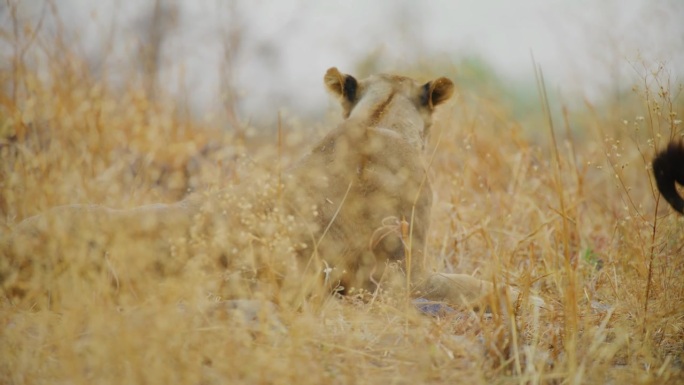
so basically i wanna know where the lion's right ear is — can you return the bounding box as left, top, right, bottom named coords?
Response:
left=421, top=77, right=454, bottom=109
left=324, top=67, right=358, bottom=103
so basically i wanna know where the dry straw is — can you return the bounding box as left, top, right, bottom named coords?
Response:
left=1, top=4, right=683, bottom=384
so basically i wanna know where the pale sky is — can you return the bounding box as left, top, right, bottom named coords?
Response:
left=10, top=0, right=684, bottom=122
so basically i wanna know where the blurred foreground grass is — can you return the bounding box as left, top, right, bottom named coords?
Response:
left=1, top=27, right=684, bottom=385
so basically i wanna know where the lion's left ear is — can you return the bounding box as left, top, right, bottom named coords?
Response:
left=324, top=67, right=358, bottom=103
left=421, top=77, right=454, bottom=109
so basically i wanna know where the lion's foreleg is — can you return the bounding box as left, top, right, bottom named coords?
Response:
left=417, top=273, right=545, bottom=310
left=418, top=273, right=494, bottom=306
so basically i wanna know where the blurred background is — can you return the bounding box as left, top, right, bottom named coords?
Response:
left=3, top=0, right=683, bottom=127
left=2, top=4, right=684, bottom=382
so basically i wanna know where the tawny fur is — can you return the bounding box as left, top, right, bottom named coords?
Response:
left=1, top=68, right=532, bottom=309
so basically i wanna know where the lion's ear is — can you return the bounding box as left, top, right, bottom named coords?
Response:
left=324, top=67, right=358, bottom=103
left=421, top=77, right=454, bottom=109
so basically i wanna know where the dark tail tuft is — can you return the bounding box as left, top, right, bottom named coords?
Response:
left=653, top=141, right=684, bottom=214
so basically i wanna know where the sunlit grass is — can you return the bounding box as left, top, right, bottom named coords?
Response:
left=1, top=14, right=683, bottom=385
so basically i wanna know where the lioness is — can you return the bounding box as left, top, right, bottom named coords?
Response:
left=1, top=68, right=527, bottom=309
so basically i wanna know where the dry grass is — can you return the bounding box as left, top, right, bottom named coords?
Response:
left=1, top=17, right=684, bottom=385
